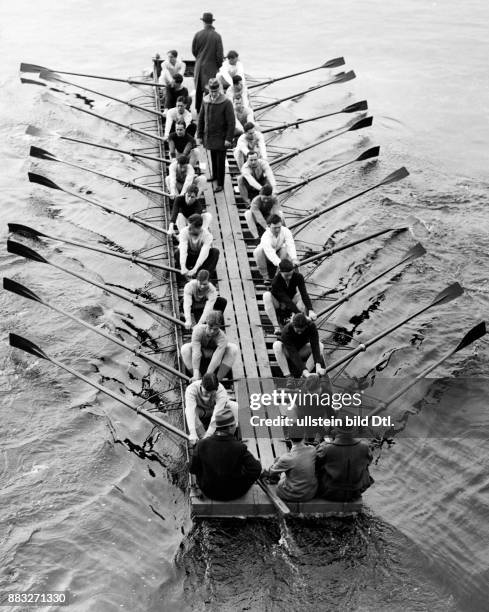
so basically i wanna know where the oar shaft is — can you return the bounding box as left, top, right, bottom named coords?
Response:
left=46, top=353, right=189, bottom=439
left=270, top=127, right=349, bottom=167
left=249, top=64, right=323, bottom=90
left=278, top=157, right=355, bottom=196
left=262, top=110, right=341, bottom=134
left=52, top=69, right=166, bottom=89
left=68, top=104, right=165, bottom=143
left=60, top=134, right=167, bottom=164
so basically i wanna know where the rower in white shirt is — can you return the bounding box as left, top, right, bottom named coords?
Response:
left=164, top=96, right=196, bottom=139
left=217, top=50, right=246, bottom=90
left=160, top=50, right=186, bottom=86
left=234, top=122, right=268, bottom=169
left=253, top=214, right=299, bottom=282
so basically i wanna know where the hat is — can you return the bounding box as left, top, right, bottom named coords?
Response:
left=279, top=258, right=294, bottom=272
left=208, top=78, right=220, bottom=91
left=215, top=408, right=235, bottom=429
left=243, top=121, right=255, bottom=132
left=226, top=50, right=238, bottom=59
left=201, top=12, right=215, bottom=23
left=206, top=310, right=224, bottom=327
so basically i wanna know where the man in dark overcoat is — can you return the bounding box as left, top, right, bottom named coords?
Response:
left=191, top=12, right=224, bottom=112
left=196, top=78, right=235, bottom=192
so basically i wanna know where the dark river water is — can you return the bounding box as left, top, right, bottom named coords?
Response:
left=1, top=1, right=489, bottom=610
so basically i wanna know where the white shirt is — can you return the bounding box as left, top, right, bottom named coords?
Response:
left=260, top=226, right=298, bottom=266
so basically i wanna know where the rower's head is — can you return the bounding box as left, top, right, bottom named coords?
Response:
left=176, top=96, right=187, bottom=113
left=187, top=213, right=204, bottom=236
left=214, top=407, right=237, bottom=435
left=185, top=184, right=199, bottom=203
left=226, top=50, right=239, bottom=66
left=260, top=183, right=274, bottom=205
left=200, top=372, right=218, bottom=400
left=175, top=120, right=186, bottom=137
left=177, top=154, right=189, bottom=168
left=196, top=269, right=210, bottom=291
left=278, top=258, right=295, bottom=282
left=167, top=50, right=178, bottom=64
left=267, top=213, right=283, bottom=237
left=173, top=73, right=184, bottom=88
left=233, top=95, right=244, bottom=112
left=243, top=122, right=256, bottom=140
left=208, top=78, right=221, bottom=101
left=246, top=151, right=259, bottom=168
left=232, top=75, right=243, bottom=93
left=291, top=312, right=308, bottom=335
left=205, top=310, right=224, bottom=337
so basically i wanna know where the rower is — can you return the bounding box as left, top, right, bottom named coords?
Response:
left=263, top=258, right=317, bottom=337
left=315, top=422, right=374, bottom=502
left=265, top=429, right=318, bottom=502
left=233, top=94, right=255, bottom=138
left=182, top=269, right=227, bottom=330
left=238, top=151, right=276, bottom=206
left=164, top=73, right=190, bottom=111
left=160, top=49, right=187, bottom=88
left=168, top=184, right=211, bottom=236
left=226, top=74, right=249, bottom=107
left=233, top=122, right=267, bottom=170
left=244, top=184, right=282, bottom=240
left=190, top=408, right=262, bottom=501
left=217, top=50, right=246, bottom=92
left=253, top=213, right=298, bottom=283
left=184, top=372, right=238, bottom=444
left=165, top=155, right=206, bottom=200
left=273, top=312, right=326, bottom=381
left=180, top=310, right=238, bottom=381
left=168, top=120, right=199, bottom=168
left=164, top=96, right=196, bottom=139
left=175, top=213, right=219, bottom=278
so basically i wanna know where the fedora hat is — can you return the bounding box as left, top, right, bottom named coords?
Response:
left=201, top=12, right=215, bottom=23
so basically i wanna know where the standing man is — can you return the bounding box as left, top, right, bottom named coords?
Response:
left=192, top=12, right=224, bottom=113
left=196, top=78, right=235, bottom=193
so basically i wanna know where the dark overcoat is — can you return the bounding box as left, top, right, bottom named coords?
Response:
left=197, top=93, right=235, bottom=151
left=192, top=25, right=224, bottom=88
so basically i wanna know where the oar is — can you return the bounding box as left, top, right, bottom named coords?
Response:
left=270, top=116, right=373, bottom=167
left=248, top=56, right=345, bottom=90
left=20, top=62, right=167, bottom=89
left=27, top=173, right=169, bottom=237
left=21, top=76, right=96, bottom=106
left=29, top=146, right=170, bottom=198
left=26, top=125, right=168, bottom=164
left=278, top=146, right=380, bottom=196
left=367, top=321, right=486, bottom=415
left=261, top=100, right=368, bottom=134
left=4, top=278, right=189, bottom=382
left=257, top=478, right=290, bottom=516
left=39, top=70, right=164, bottom=119
left=299, top=222, right=409, bottom=267
left=325, top=283, right=464, bottom=373
left=6, top=240, right=184, bottom=327
left=9, top=333, right=190, bottom=440
left=254, top=71, right=356, bottom=112
left=289, top=167, right=409, bottom=232
left=8, top=224, right=180, bottom=275
left=316, top=243, right=426, bottom=317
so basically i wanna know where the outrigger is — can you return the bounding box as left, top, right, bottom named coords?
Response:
left=9, top=54, right=485, bottom=520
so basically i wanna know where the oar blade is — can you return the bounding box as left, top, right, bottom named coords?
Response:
left=348, top=116, right=373, bottom=131
left=3, top=278, right=42, bottom=304
left=454, top=322, right=486, bottom=352
left=26, top=125, right=52, bottom=137
left=7, top=240, right=49, bottom=264
left=9, top=333, right=49, bottom=360
left=342, top=100, right=368, bottom=113
left=335, top=70, right=356, bottom=84
left=431, top=282, right=464, bottom=306
left=356, top=145, right=380, bottom=162
left=322, top=56, right=345, bottom=69
left=404, top=242, right=427, bottom=261
left=8, top=223, right=46, bottom=239
left=39, top=69, right=60, bottom=83
left=30, top=145, right=56, bottom=161
left=28, top=172, right=61, bottom=191
left=380, top=166, right=410, bottom=186
left=20, top=77, right=46, bottom=87
left=20, top=62, right=47, bottom=73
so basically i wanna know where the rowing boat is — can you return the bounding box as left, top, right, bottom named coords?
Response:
left=9, top=54, right=485, bottom=520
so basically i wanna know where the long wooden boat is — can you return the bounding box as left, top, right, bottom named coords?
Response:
left=9, top=53, right=485, bottom=521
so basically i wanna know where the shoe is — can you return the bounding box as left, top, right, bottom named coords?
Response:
left=214, top=185, right=223, bottom=193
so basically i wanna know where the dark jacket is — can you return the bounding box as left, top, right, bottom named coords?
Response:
left=170, top=194, right=203, bottom=224
left=192, top=25, right=224, bottom=87
left=190, top=433, right=262, bottom=501
left=197, top=93, right=235, bottom=151
left=316, top=436, right=374, bottom=500
left=280, top=320, right=323, bottom=376
left=271, top=271, right=313, bottom=313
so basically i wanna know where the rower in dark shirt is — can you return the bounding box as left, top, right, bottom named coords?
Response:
left=164, top=73, right=190, bottom=110
left=273, top=312, right=326, bottom=380
left=263, top=258, right=317, bottom=336
left=167, top=184, right=212, bottom=235
left=168, top=121, right=198, bottom=167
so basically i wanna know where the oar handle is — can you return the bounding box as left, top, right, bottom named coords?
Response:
left=257, top=478, right=290, bottom=516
